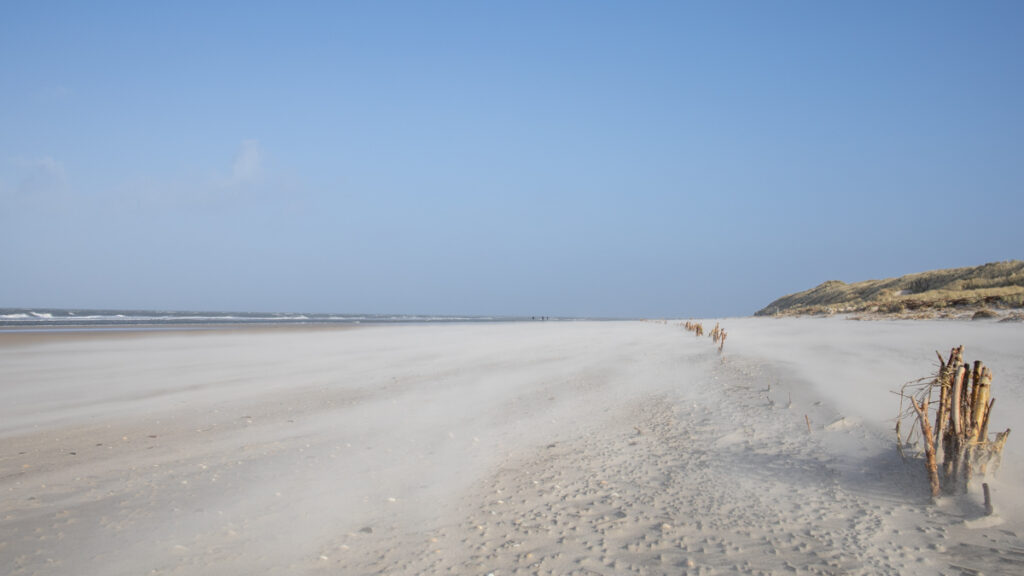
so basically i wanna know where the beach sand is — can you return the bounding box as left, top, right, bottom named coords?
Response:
left=1, top=320, right=1022, bottom=575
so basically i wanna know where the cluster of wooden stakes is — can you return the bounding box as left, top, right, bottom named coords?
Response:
left=682, top=321, right=727, bottom=353
left=897, top=345, right=1011, bottom=506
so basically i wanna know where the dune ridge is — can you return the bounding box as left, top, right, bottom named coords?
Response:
left=756, top=260, right=1024, bottom=318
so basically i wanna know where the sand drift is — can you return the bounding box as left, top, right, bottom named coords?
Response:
left=1, top=319, right=1022, bottom=575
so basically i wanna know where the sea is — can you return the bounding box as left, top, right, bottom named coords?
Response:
left=0, top=308, right=539, bottom=330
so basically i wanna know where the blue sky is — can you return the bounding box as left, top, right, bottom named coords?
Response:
left=2, top=1, right=1021, bottom=317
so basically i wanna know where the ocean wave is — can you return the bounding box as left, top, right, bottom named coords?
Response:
left=0, top=308, right=528, bottom=328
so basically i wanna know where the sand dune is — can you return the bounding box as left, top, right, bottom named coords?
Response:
left=1, top=320, right=1021, bottom=575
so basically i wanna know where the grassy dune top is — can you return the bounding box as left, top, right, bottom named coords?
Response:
left=756, top=260, right=1024, bottom=318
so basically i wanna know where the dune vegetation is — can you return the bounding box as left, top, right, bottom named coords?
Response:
left=756, top=261, right=1024, bottom=318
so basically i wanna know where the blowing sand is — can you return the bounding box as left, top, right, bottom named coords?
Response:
left=1, top=320, right=1022, bottom=575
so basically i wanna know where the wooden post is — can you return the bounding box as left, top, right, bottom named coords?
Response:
left=950, top=346, right=964, bottom=371
left=970, top=366, right=992, bottom=443
left=911, top=396, right=941, bottom=499
left=944, top=364, right=969, bottom=492
left=950, top=364, right=965, bottom=436
left=978, top=398, right=995, bottom=445
left=960, top=363, right=972, bottom=432
left=983, top=483, right=994, bottom=516
left=969, top=361, right=984, bottom=430
left=961, top=440, right=973, bottom=492
left=896, top=420, right=907, bottom=462
left=934, top=353, right=951, bottom=458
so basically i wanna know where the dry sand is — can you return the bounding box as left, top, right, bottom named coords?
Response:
left=1, top=320, right=1022, bottom=575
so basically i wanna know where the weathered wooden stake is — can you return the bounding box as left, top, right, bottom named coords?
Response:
left=978, top=398, right=995, bottom=447
left=911, top=396, right=941, bottom=499
left=950, top=364, right=966, bottom=436
left=983, top=483, right=994, bottom=516
left=933, top=351, right=951, bottom=458
left=945, top=364, right=968, bottom=491
left=971, top=367, right=992, bottom=443
left=969, top=361, right=983, bottom=437
left=895, top=420, right=907, bottom=462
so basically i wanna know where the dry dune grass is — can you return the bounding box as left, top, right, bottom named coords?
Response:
left=756, top=260, right=1024, bottom=317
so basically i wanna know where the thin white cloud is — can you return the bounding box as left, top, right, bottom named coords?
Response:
left=105, top=140, right=272, bottom=213
left=0, top=156, right=72, bottom=223
left=230, top=139, right=263, bottom=186
left=13, top=156, right=68, bottom=196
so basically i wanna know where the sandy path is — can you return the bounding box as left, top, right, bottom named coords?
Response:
left=1, top=320, right=1022, bottom=575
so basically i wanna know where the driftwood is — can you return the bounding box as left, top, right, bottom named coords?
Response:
left=910, top=396, right=940, bottom=498
left=709, top=323, right=728, bottom=352
left=683, top=321, right=704, bottom=337
left=683, top=321, right=727, bottom=352
left=898, top=345, right=1011, bottom=498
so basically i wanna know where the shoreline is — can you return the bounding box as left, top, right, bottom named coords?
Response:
left=0, top=322, right=364, bottom=348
